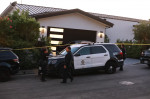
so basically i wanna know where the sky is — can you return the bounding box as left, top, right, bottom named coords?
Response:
left=0, top=0, right=150, bottom=20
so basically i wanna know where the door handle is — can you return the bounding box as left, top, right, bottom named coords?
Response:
left=104, top=54, right=108, bottom=56
left=86, top=56, right=90, bottom=58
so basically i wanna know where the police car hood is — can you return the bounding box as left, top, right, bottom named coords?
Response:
left=48, top=55, right=65, bottom=60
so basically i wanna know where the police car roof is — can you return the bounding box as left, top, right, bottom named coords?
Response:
left=70, top=43, right=116, bottom=48
left=70, top=44, right=88, bottom=48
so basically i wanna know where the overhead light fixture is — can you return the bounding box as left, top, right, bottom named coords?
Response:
left=39, top=26, right=46, bottom=35
left=98, top=31, right=104, bottom=38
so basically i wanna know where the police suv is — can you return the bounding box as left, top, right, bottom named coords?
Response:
left=47, top=43, right=124, bottom=76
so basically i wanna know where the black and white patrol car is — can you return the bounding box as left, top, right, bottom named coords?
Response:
left=47, top=43, right=124, bottom=76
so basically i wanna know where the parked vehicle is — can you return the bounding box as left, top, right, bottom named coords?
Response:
left=47, top=43, right=124, bottom=76
left=0, top=48, right=20, bottom=82
left=140, top=49, right=150, bottom=67
left=56, top=40, right=93, bottom=52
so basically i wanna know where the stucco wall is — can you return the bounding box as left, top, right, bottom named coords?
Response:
left=38, top=13, right=107, bottom=43
left=105, top=18, right=138, bottom=43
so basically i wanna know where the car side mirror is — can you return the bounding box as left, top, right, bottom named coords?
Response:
left=75, top=53, right=80, bottom=56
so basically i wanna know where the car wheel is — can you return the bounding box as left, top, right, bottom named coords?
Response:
left=0, top=67, right=11, bottom=82
left=147, top=64, right=150, bottom=67
left=105, top=62, right=116, bottom=74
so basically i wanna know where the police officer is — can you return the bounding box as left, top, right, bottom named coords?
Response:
left=120, top=44, right=126, bottom=71
left=61, top=46, right=74, bottom=83
left=39, top=47, right=49, bottom=82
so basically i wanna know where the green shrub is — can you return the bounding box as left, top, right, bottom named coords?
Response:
left=117, top=39, right=143, bottom=59
left=14, top=49, right=41, bottom=70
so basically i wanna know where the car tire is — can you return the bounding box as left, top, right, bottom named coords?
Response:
left=0, top=67, right=11, bottom=82
left=105, top=62, right=116, bottom=74
left=147, top=64, right=150, bottom=67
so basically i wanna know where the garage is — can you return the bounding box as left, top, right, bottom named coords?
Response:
left=47, top=27, right=97, bottom=45
left=63, top=28, right=96, bottom=44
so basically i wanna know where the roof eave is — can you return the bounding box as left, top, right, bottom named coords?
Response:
left=31, top=9, right=113, bottom=27
left=0, top=2, right=17, bottom=17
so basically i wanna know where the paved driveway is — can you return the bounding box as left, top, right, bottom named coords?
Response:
left=1, top=59, right=150, bottom=99
left=124, top=58, right=140, bottom=65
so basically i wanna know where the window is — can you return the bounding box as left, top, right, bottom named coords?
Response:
left=0, top=50, right=16, bottom=59
left=60, top=47, right=79, bottom=55
left=50, top=28, right=64, bottom=32
left=77, top=47, right=91, bottom=55
left=103, top=45, right=120, bottom=52
left=51, top=47, right=56, bottom=51
left=91, top=46, right=106, bottom=54
left=50, top=40, right=63, bottom=44
left=50, top=34, right=63, bottom=39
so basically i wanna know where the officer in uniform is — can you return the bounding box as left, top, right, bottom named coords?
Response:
left=61, top=46, right=74, bottom=83
left=39, top=47, right=49, bottom=82
left=120, top=44, right=126, bottom=71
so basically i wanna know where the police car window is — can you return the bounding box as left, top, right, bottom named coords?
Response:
left=60, top=47, right=79, bottom=55
left=91, top=46, right=106, bottom=54
left=103, top=45, right=120, bottom=52
left=77, top=47, right=91, bottom=55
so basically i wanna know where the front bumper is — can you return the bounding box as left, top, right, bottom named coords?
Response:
left=140, top=57, right=150, bottom=64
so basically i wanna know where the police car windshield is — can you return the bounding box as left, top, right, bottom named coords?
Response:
left=60, top=47, right=79, bottom=55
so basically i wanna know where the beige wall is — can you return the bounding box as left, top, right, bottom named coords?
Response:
left=106, top=18, right=138, bottom=43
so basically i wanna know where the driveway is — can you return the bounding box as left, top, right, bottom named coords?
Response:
left=0, top=59, right=150, bottom=99
left=124, top=58, right=140, bottom=65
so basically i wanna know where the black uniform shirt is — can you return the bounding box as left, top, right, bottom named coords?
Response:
left=64, top=51, right=74, bottom=67
left=121, top=47, right=126, bottom=59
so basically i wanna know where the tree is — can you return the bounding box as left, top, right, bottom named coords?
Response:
left=133, top=21, right=150, bottom=44
left=0, top=10, right=41, bottom=69
left=0, top=9, right=40, bottom=48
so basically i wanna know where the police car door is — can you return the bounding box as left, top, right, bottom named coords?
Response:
left=74, top=46, right=92, bottom=69
left=90, top=46, right=109, bottom=67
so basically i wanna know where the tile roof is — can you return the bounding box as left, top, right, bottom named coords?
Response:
left=16, top=4, right=66, bottom=15
left=1, top=2, right=145, bottom=23
left=91, top=13, right=143, bottom=22
left=16, top=3, right=144, bottom=22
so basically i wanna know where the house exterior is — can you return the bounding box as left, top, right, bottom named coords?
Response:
left=1, top=2, right=144, bottom=44
left=92, top=13, right=142, bottom=42
left=32, top=9, right=113, bottom=45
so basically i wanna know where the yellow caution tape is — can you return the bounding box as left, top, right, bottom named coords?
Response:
left=0, top=43, right=150, bottom=52
left=0, top=44, right=71, bottom=52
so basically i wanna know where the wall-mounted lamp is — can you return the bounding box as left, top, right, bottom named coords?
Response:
left=39, top=26, right=46, bottom=35
left=98, top=31, right=104, bottom=38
